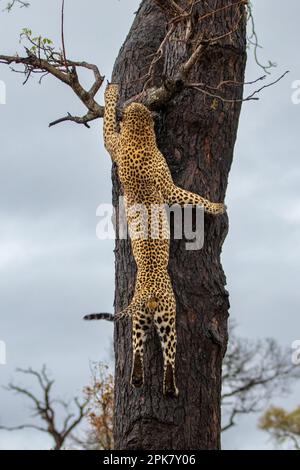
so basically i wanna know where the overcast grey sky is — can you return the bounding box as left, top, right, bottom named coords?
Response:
left=0, top=0, right=299, bottom=450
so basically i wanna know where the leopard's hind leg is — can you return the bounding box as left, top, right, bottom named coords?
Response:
left=153, top=292, right=178, bottom=397
left=131, top=307, right=152, bottom=388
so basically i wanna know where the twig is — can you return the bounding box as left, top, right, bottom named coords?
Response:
left=247, top=2, right=276, bottom=74
left=3, top=0, right=30, bottom=11
left=195, top=0, right=248, bottom=24
left=0, top=366, right=90, bottom=450
left=0, top=53, right=104, bottom=127
left=152, top=0, right=184, bottom=17
left=49, top=111, right=94, bottom=128
left=188, top=71, right=289, bottom=104
left=139, top=0, right=246, bottom=104
left=188, top=74, right=267, bottom=91
left=244, top=70, right=289, bottom=100
left=142, top=22, right=176, bottom=92
left=61, top=0, right=68, bottom=72
left=0, top=0, right=282, bottom=124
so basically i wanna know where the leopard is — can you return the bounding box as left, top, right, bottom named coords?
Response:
left=85, top=84, right=225, bottom=397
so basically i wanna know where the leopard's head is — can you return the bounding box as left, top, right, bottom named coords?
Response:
left=122, top=103, right=154, bottom=133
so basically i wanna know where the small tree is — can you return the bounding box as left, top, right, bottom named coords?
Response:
left=1, top=329, right=299, bottom=450
left=0, top=364, right=114, bottom=450
left=0, top=366, right=89, bottom=450
left=259, top=406, right=300, bottom=450
left=80, top=363, right=114, bottom=450
left=222, top=325, right=300, bottom=432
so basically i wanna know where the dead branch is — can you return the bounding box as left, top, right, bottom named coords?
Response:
left=187, top=71, right=289, bottom=104
left=221, top=408, right=242, bottom=432
left=126, top=0, right=247, bottom=109
left=0, top=423, right=49, bottom=433
left=221, top=324, right=300, bottom=433
left=152, top=0, right=185, bottom=17
left=0, top=366, right=89, bottom=450
left=3, top=0, right=30, bottom=11
left=0, top=0, right=284, bottom=126
left=247, top=2, right=276, bottom=74
left=0, top=47, right=104, bottom=127
left=61, top=0, right=68, bottom=72
left=134, top=0, right=286, bottom=110
left=188, top=74, right=268, bottom=91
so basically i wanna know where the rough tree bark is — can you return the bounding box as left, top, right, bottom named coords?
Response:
left=111, top=0, right=247, bottom=450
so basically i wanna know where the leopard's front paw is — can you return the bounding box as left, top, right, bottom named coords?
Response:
left=105, top=83, right=119, bottom=99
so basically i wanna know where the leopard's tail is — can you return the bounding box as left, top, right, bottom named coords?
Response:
left=83, top=313, right=113, bottom=321
left=83, top=309, right=131, bottom=322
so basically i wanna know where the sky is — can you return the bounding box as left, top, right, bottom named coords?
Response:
left=0, top=0, right=299, bottom=450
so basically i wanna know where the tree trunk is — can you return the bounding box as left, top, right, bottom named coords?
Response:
left=111, top=0, right=246, bottom=450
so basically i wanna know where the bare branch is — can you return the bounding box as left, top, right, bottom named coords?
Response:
left=221, top=324, right=300, bottom=433
left=127, top=1, right=247, bottom=109
left=221, top=408, right=239, bottom=432
left=0, top=51, right=104, bottom=127
left=195, top=0, right=248, bottom=23
left=247, top=2, right=276, bottom=74
left=2, top=0, right=30, bottom=11
left=16, top=365, right=50, bottom=391
left=142, top=22, right=177, bottom=93
left=188, top=71, right=289, bottom=104
left=62, top=397, right=89, bottom=441
left=0, top=423, right=48, bottom=433
left=4, top=383, right=44, bottom=413
left=0, top=366, right=89, bottom=450
left=49, top=111, right=96, bottom=128
left=242, top=70, right=289, bottom=100
left=0, top=0, right=280, bottom=124
left=181, top=39, right=208, bottom=77
left=152, top=0, right=184, bottom=17
left=61, top=0, right=68, bottom=72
